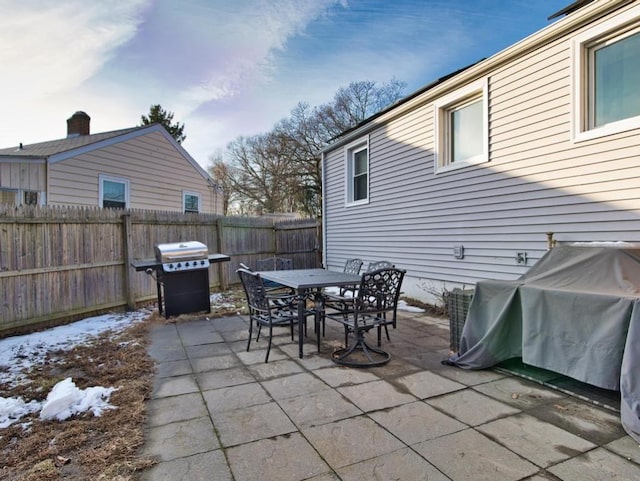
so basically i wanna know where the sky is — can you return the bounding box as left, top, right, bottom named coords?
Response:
left=1, top=0, right=573, bottom=170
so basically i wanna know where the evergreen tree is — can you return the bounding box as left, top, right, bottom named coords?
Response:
left=140, top=104, right=186, bottom=143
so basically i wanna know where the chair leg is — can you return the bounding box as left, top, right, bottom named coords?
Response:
left=377, top=325, right=391, bottom=347
left=247, top=318, right=254, bottom=352
left=314, top=308, right=321, bottom=352
left=265, top=323, right=273, bottom=363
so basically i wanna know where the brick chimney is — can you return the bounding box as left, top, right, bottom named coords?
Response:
left=67, top=111, right=90, bottom=137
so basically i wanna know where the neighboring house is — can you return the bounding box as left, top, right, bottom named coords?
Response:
left=0, top=111, right=223, bottom=214
left=321, top=0, right=640, bottom=303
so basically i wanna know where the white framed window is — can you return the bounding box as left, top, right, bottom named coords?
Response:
left=99, top=174, right=129, bottom=209
left=572, top=5, right=640, bottom=142
left=344, top=137, right=369, bottom=206
left=434, top=78, right=488, bottom=172
left=183, top=191, right=201, bottom=213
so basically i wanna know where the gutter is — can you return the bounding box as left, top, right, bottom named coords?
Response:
left=321, top=151, right=327, bottom=267
left=322, top=0, right=633, bottom=153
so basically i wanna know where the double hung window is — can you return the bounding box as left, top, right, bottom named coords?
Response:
left=99, top=175, right=129, bottom=209
left=573, top=6, right=640, bottom=141
left=345, top=138, right=369, bottom=205
left=434, top=78, right=488, bottom=172
left=183, top=191, right=201, bottom=213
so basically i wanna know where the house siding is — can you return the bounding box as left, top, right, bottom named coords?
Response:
left=48, top=130, right=221, bottom=214
left=323, top=1, right=640, bottom=302
left=0, top=162, right=46, bottom=192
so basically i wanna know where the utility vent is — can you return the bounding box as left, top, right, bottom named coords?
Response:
left=445, top=288, right=474, bottom=353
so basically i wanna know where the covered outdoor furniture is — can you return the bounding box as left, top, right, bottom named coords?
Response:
left=325, top=267, right=405, bottom=367
left=237, top=268, right=298, bottom=363
left=445, top=244, right=640, bottom=443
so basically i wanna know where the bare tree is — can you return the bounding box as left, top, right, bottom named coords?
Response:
left=318, top=78, right=407, bottom=137
left=222, top=133, right=299, bottom=215
left=218, top=78, right=407, bottom=216
left=208, top=151, right=234, bottom=215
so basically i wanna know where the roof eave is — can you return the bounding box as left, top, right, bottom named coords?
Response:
left=322, top=0, right=632, bottom=153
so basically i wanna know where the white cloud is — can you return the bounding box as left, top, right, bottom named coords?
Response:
left=0, top=1, right=148, bottom=99
left=0, top=0, right=567, bottom=169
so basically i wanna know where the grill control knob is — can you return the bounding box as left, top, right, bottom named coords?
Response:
left=169, top=263, right=174, bottom=269
left=200, top=260, right=206, bottom=265
left=177, top=263, right=182, bottom=268
left=185, top=262, right=190, bottom=267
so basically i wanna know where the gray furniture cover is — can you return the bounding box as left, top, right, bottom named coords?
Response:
left=447, top=244, right=640, bottom=442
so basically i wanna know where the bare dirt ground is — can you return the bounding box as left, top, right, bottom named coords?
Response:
left=0, top=289, right=247, bottom=481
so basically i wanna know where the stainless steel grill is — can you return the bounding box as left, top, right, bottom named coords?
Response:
left=155, top=241, right=210, bottom=272
left=132, top=241, right=230, bottom=318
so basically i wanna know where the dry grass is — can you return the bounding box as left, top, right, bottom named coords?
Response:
left=0, top=289, right=246, bottom=481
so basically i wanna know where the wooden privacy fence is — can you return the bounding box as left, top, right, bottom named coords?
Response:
left=0, top=205, right=321, bottom=336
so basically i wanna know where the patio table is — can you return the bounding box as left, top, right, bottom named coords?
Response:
left=258, top=268, right=361, bottom=358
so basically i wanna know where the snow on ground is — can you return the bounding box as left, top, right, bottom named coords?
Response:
left=322, top=287, right=425, bottom=313
left=0, top=309, right=149, bottom=429
left=0, top=291, right=423, bottom=429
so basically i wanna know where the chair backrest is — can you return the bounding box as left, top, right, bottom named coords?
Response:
left=255, top=257, right=293, bottom=271
left=237, top=268, right=269, bottom=312
left=356, top=267, right=406, bottom=316
left=366, top=260, right=393, bottom=272
left=343, top=258, right=363, bottom=275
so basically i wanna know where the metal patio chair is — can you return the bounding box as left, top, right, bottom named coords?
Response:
left=322, top=259, right=397, bottom=341
left=366, top=260, right=393, bottom=272
left=318, top=258, right=363, bottom=336
left=255, top=256, right=294, bottom=293
left=325, top=267, right=406, bottom=367
left=237, top=268, right=298, bottom=363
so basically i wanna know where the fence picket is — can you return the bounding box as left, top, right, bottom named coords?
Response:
left=0, top=206, right=320, bottom=335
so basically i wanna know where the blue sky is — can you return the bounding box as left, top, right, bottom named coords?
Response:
left=0, top=0, right=571, bottom=168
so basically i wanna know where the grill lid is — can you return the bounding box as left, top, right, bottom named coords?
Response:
left=155, top=241, right=208, bottom=263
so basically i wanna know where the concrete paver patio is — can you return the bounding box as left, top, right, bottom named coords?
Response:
left=140, top=310, right=640, bottom=480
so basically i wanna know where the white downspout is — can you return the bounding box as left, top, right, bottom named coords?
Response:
left=321, top=151, right=327, bottom=268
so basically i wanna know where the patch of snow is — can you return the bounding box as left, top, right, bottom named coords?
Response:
left=397, top=300, right=425, bottom=313
left=0, top=397, right=42, bottom=429
left=0, top=309, right=146, bottom=430
left=40, top=378, right=116, bottom=421
left=0, top=310, right=149, bottom=387
left=317, top=288, right=425, bottom=312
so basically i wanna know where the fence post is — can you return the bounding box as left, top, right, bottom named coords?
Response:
left=216, top=217, right=227, bottom=290
left=122, top=213, right=136, bottom=309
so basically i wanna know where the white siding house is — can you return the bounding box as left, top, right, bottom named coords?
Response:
left=321, top=0, right=640, bottom=303
left=0, top=112, right=223, bottom=214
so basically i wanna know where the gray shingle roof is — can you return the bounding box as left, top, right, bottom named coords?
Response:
left=0, top=126, right=141, bottom=159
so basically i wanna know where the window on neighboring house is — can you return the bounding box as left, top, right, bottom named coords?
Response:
left=345, top=138, right=369, bottom=205
left=0, top=188, right=18, bottom=205
left=99, top=175, right=129, bottom=209
left=434, top=78, right=488, bottom=172
left=23, top=191, right=38, bottom=205
left=183, top=191, right=201, bottom=213
left=573, top=6, right=640, bottom=141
